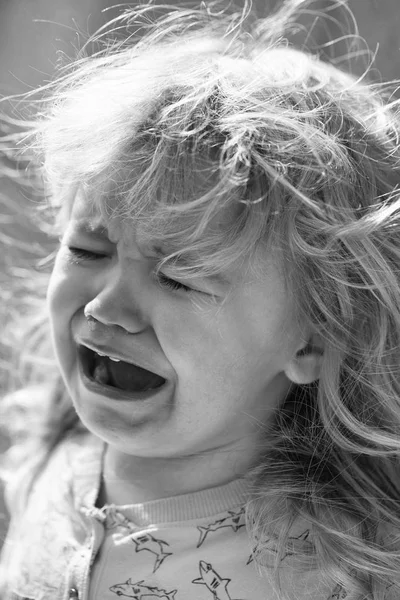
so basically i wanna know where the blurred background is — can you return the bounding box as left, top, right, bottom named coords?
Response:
left=0, top=0, right=399, bottom=545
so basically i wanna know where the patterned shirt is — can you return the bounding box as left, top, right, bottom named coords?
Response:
left=0, top=431, right=348, bottom=600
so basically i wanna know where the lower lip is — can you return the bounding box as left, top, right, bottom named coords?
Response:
left=78, top=360, right=169, bottom=403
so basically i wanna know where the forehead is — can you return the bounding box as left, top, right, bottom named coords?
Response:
left=67, top=191, right=120, bottom=242
left=68, top=152, right=243, bottom=221
left=67, top=179, right=244, bottom=246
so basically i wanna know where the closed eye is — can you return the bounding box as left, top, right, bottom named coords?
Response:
left=157, top=272, right=193, bottom=293
left=67, top=246, right=107, bottom=261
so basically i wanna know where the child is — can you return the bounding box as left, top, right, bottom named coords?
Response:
left=1, top=1, right=400, bottom=598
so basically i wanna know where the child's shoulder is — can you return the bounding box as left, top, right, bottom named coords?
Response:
left=0, top=382, right=59, bottom=445
left=3, top=426, right=101, bottom=521
left=258, top=519, right=400, bottom=600
left=0, top=384, right=99, bottom=517
left=0, top=381, right=89, bottom=461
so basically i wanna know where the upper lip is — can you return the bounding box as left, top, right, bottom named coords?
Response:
left=78, top=339, right=168, bottom=379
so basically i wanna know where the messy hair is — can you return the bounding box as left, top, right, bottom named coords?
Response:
left=3, top=0, right=400, bottom=598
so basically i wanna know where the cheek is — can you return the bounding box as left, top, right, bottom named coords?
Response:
left=234, top=284, right=301, bottom=365
left=47, top=257, right=86, bottom=331
left=47, top=262, right=90, bottom=378
left=154, top=301, right=250, bottom=379
left=153, top=303, right=219, bottom=372
left=47, top=263, right=64, bottom=326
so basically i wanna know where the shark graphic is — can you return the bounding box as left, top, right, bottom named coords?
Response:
left=329, top=577, right=397, bottom=599
left=192, top=560, right=245, bottom=600
left=197, top=508, right=246, bottom=548
left=247, top=530, right=312, bottom=565
left=330, top=584, right=347, bottom=599
left=132, top=533, right=173, bottom=573
left=110, top=578, right=177, bottom=599
left=101, top=508, right=173, bottom=572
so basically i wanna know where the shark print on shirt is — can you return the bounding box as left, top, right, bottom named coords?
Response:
left=327, top=578, right=399, bottom=599
left=196, top=508, right=246, bottom=548
left=132, top=533, right=173, bottom=573
left=192, top=560, right=246, bottom=600
left=110, top=579, right=177, bottom=599
left=247, top=529, right=312, bottom=565
left=329, top=584, right=347, bottom=599
left=100, top=507, right=173, bottom=572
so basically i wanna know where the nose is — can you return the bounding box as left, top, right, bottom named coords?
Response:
left=84, top=266, right=146, bottom=334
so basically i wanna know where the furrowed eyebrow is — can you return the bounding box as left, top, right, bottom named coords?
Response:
left=74, top=221, right=110, bottom=240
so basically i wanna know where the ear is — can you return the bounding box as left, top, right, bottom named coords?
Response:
left=284, top=334, right=323, bottom=385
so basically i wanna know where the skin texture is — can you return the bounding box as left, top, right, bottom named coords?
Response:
left=47, top=192, right=319, bottom=503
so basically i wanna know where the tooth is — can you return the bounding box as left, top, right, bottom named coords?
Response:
left=109, top=357, right=121, bottom=362
left=97, top=352, right=106, bottom=357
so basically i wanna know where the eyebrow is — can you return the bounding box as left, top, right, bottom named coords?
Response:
left=74, top=221, right=110, bottom=240
left=71, top=227, right=231, bottom=286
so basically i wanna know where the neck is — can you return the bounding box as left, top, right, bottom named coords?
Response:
left=99, top=439, right=258, bottom=505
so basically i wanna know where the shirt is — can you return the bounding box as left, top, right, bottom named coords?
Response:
left=0, top=431, right=348, bottom=600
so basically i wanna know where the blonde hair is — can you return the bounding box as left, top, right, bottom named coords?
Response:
left=3, top=0, right=400, bottom=597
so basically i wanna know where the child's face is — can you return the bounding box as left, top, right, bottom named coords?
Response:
left=48, top=191, right=308, bottom=461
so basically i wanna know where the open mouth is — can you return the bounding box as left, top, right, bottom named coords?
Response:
left=79, top=345, right=167, bottom=393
